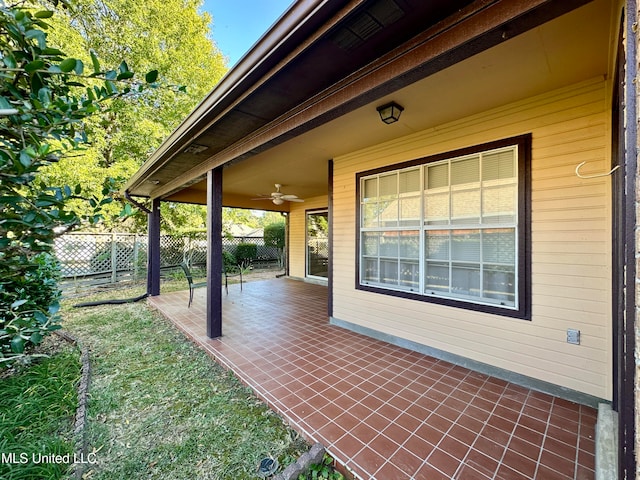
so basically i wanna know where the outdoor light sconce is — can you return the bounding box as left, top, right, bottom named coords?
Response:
left=376, top=101, right=404, bottom=124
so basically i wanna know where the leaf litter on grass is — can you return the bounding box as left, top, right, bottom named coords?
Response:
left=61, top=300, right=308, bottom=480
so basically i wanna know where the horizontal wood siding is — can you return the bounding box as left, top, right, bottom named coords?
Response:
left=332, top=77, right=612, bottom=399
left=289, top=196, right=328, bottom=279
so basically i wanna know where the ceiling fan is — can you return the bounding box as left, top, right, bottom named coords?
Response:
left=252, top=184, right=304, bottom=205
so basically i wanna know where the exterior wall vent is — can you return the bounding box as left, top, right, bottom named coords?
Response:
left=331, top=0, right=404, bottom=51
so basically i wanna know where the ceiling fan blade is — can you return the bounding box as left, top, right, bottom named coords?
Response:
left=280, top=194, right=298, bottom=200
left=287, top=198, right=304, bottom=202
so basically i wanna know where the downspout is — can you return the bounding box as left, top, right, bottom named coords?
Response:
left=124, top=190, right=158, bottom=290
left=74, top=191, right=153, bottom=307
left=123, top=190, right=160, bottom=296
left=123, top=189, right=160, bottom=296
left=124, top=190, right=152, bottom=215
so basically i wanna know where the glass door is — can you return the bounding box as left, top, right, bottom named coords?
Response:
left=306, top=210, right=329, bottom=279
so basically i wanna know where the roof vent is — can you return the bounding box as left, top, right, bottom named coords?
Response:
left=331, top=0, right=405, bottom=51
left=183, top=143, right=208, bottom=154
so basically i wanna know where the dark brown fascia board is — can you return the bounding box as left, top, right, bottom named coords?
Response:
left=151, top=0, right=591, bottom=200
left=124, top=0, right=362, bottom=197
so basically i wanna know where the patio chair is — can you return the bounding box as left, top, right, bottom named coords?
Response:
left=180, top=262, right=243, bottom=308
left=181, top=263, right=206, bottom=308
left=224, top=264, right=243, bottom=294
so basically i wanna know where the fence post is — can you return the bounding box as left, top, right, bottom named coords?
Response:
left=133, top=234, right=139, bottom=281
left=110, top=232, right=117, bottom=283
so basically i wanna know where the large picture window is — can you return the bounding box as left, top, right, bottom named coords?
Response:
left=357, top=135, right=530, bottom=319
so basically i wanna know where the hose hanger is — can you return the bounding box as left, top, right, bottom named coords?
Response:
left=575, top=161, right=620, bottom=179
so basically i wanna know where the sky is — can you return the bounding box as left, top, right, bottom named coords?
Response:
left=201, top=0, right=294, bottom=66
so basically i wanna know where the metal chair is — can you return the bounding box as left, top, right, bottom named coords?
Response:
left=180, top=262, right=243, bottom=307
left=181, top=263, right=207, bottom=308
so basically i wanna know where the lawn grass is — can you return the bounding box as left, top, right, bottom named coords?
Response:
left=61, top=294, right=309, bottom=479
left=0, top=338, right=80, bottom=480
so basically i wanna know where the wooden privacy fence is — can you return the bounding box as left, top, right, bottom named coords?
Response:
left=54, top=232, right=280, bottom=293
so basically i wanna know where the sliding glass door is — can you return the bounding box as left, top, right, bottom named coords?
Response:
left=306, top=210, right=329, bottom=279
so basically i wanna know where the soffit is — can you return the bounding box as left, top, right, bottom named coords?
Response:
left=126, top=0, right=478, bottom=197
left=166, top=0, right=612, bottom=207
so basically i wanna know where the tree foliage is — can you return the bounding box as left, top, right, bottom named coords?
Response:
left=37, top=0, right=227, bottom=231
left=264, top=221, right=286, bottom=268
left=0, top=0, right=161, bottom=363
left=263, top=221, right=285, bottom=250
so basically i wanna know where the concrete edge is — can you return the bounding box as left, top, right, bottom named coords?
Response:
left=272, top=443, right=325, bottom=480
left=595, top=403, right=618, bottom=480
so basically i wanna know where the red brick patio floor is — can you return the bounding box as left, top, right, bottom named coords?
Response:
left=149, top=278, right=596, bottom=480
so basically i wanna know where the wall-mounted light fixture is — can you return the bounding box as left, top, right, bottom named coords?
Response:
left=376, top=101, right=404, bottom=124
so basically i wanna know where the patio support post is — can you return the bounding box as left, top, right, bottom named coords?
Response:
left=206, top=167, right=223, bottom=338
left=621, top=1, right=638, bottom=475
left=148, top=198, right=161, bottom=296
left=328, top=159, right=333, bottom=318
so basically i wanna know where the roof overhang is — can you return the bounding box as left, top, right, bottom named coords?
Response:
left=124, top=0, right=612, bottom=209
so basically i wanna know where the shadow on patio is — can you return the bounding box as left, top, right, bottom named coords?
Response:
left=149, top=278, right=596, bottom=480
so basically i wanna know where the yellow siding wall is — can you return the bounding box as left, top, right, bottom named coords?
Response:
left=332, top=77, right=611, bottom=399
left=289, top=196, right=328, bottom=279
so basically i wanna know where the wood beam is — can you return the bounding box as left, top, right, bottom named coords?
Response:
left=147, top=198, right=161, bottom=296
left=620, top=0, right=637, bottom=476
left=206, top=167, right=223, bottom=338
left=328, top=159, right=333, bottom=318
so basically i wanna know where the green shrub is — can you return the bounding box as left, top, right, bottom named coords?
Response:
left=0, top=252, right=63, bottom=360
left=264, top=221, right=285, bottom=250
left=235, top=243, right=257, bottom=269
left=222, top=251, right=237, bottom=271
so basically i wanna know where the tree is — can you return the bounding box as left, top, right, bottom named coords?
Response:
left=264, top=221, right=285, bottom=268
left=37, top=0, right=227, bottom=232
left=222, top=207, right=261, bottom=233
left=259, top=210, right=286, bottom=227
left=0, top=0, right=161, bottom=363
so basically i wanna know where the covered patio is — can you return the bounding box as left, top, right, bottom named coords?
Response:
left=149, top=278, right=596, bottom=480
